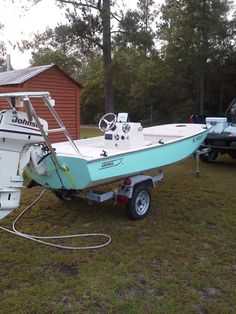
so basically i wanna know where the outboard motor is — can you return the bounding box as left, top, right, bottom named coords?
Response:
left=0, top=109, right=48, bottom=219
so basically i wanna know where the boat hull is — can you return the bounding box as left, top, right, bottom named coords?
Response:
left=25, top=129, right=208, bottom=191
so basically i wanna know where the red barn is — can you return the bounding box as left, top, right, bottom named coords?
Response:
left=0, top=64, right=82, bottom=142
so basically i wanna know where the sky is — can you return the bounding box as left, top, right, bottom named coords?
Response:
left=0, top=0, right=67, bottom=69
left=0, top=0, right=235, bottom=70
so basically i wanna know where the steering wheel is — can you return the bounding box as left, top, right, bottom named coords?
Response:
left=98, top=113, right=117, bottom=132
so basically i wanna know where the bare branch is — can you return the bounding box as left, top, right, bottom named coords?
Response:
left=110, top=11, right=121, bottom=23
left=56, top=0, right=100, bottom=11
left=111, top=30, right=125, bottom=34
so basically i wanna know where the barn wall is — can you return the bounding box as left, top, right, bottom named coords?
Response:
left=25, top=67, right=80, bottom=143
left=0, top=67, right=81, bottom=143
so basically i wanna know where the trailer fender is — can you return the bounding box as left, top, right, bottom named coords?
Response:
left=119, top=174, right=156, bottom=199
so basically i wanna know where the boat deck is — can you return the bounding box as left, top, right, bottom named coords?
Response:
left=53, top=123, right=204, bottom=160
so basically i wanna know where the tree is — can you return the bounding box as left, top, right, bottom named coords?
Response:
left=0, top=23, right=6, bottom=71
left=30, top=49, right=82, bottom=78
left=114, top=0, right=157, bottom=56
left=23, top=0, right=235, bottom=123
left=20, top=22, right=98, bottom=77
left=29, top=0, right=114, bottom=113
left=80, top=56, right=105, bottom=123
left=159, top=0, right=235, bottom=114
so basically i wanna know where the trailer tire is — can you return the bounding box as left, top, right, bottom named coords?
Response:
left=200, top=149, right=218, bottom=163
left=53, top=189, right=74, bottom=201
left=126, top=184, right=151, bottom=220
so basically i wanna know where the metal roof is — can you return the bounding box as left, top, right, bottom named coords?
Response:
left=0, top=64, right=54, bottom=86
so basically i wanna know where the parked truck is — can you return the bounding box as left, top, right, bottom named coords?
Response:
left=190, top=99, right=236, bottom=162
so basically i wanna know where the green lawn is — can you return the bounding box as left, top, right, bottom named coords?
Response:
left=80, top=126, right=102, bottom=138
left=0, top=128, right=235, bottom=313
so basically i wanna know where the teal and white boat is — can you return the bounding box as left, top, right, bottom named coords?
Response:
left=0, top=92, right=209, bottom=220
left=27, top=121, right=209, bottom=190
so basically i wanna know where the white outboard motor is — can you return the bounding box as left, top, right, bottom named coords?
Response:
left=0, top=109, right=48, bottom=219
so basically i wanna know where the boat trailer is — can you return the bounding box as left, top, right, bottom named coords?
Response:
left=53, top=170, right=164, bottom=220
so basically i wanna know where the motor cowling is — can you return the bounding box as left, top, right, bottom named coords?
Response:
left=0, top=109, right=48, bottom=219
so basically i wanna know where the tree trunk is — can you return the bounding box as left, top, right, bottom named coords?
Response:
left=219, top=83, right=223, bottom=114
left=199, top=72, right=205, bottom=115
left=199, top=0, right=207, bottom=115
left=102, top=0, right=114, bottom=113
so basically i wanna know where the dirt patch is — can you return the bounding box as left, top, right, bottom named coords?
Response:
left=44, top=263, right=78, bottom=277
left=188, top=284, right=223, bottom=299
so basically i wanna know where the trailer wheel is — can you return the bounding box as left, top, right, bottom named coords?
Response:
left=126, top=184, right=151, bottom=220
left=200, top=149, right=218, bottom=163
left=53, top=189, right=74, bottom=201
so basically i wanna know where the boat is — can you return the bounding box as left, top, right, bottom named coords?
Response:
left=0, top=92, right=210, bottom=220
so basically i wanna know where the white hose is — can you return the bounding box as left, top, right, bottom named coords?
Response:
left=0, top=189, right=112, bottom=250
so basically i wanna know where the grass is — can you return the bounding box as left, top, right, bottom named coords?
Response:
left=80, top=126, right=102, bottom=139
left=0, top=128, right=236, bottom=313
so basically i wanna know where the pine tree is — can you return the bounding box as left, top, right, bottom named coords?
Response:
left=159, top=0, right=235, bottom=114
